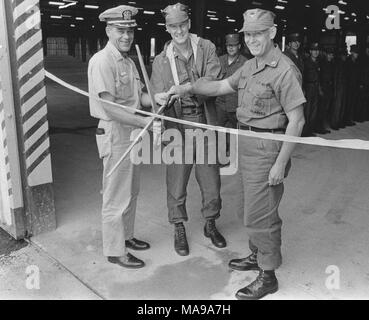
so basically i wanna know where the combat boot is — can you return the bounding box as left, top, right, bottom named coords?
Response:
left=174, top=222, right=189, bottom=256
left=228, top=251, right=259, bottom=271
left=204, top=219, right=227, bottom=248
left=235, top=269, right=278, bottom=300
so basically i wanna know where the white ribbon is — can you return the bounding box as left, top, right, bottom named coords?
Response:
left=45, top=71, right=369, bottom=151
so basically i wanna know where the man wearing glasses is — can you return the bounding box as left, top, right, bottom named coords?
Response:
left=151, top=3, right=226, bottom=257
left=160, top=8, right=306, bottom=299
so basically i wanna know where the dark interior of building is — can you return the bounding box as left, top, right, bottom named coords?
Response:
left=39, top=0, right=369, bottom=63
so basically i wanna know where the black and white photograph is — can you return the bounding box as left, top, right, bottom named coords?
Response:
left=1, top=0, right=369, bottom=304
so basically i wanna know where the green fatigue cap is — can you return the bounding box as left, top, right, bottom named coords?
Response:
left=225, top=33, right=240, bottom=45
left=350, top=44, right=359, bottom=54
left=99, top=5, right=138, bottom=28
left=287, top=32, right=301, bottom=43
left=310, top=42, right=320, bottom=50
left=161, top=3, right=189, bottom=25
left=325, top=47, right=335, bottom=54
left=239, top=8, right=275, bottom=33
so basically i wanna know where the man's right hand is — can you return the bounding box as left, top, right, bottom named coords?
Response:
left=167, top=83, right=192, bottom=104
left=154, top=92, right=170, bottom=106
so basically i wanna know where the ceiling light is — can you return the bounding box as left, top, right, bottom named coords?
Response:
left=84, top=5, right=99, bottom=9
left=49, top=1, right=64, bottom=5
left=50, top=15, right=62, bottom=19
left=59, top=1, right=76, bottom=9
left=143, top=11, right=155, bottom=15
left=275, top=5, right=285, bottom=10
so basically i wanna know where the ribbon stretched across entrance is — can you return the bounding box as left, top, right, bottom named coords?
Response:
left=44, top=71, right=369, bottom=152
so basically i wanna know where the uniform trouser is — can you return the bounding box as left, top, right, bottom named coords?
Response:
left=320, top=84, right=334, bottom=128
left=238, top=135, right=291, bottom=271
left=331, top=84, right=347, bottom=127
left=216, top=105, right=238, bottom=129
left=303, top=84, right=319, bottom=133
left=97, top=120, right=141, bottom=257
left=166, top=114, right=222, bottom=224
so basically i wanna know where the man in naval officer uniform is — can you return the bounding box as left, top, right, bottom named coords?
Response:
left=88, top=5, right=160, bottom=269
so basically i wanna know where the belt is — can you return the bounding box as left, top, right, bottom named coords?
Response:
left=238, top=123, right=285, bottom=133
left=181, top=105, right=204, bottom=116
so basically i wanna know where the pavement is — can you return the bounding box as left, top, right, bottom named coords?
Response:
left=1, top=56, right=369, bottom=300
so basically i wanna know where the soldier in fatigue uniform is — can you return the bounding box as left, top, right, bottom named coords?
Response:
left=283, top=32, right=304, bottom=77
left=345, top=45, right=363, bottom=124
left=150, top=3, right=226, bottom=257
left=216, top=34, right=247, bottom=153
left=331, top=47, right=349, bottom=129
left=161, top=8, right=306, bottom=300
left=362, top=45, right=369, bottom=121
left=303, top=42, right=325, bottom=135
left=319, top=47, right=336, bottom=131
left=88, top=5, right=160, bottom=269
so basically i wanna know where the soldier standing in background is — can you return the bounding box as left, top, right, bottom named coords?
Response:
left=345, top=45, right=362, bottom=124
left=360, top=45, right=369, bottom=122
left=319, top=47, right=336, bottom=132
left=283, top=32, right=304, bottom=77
left=331, top=47, right=349, bottom=130
left=216, top=34, right=247, bottom=153
left=303, top=42, right=323, bottom=136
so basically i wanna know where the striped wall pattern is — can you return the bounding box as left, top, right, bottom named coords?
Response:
left=0, top=77, right=14, bottom=226
left=12, top=0, right=52, bottom=187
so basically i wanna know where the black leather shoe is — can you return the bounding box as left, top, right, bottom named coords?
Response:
left=315, top=128, right=331, bottom=134
left=204, top=219, right=227, bottom=248
left=229, top=251, right=259, bottom=271
left=125, top=238, right=150, bottom=251
left=107, top=253, right=145, bottom=269
left=330, top=125, right=340, bottom=131
left=345, top=121, right=355, bottom=127
left=235, top=270, right=278, bottom=300
left=174, top=223, right=189, bottom=256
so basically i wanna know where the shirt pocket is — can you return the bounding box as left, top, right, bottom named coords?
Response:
left=248, top=83, right=273, bottom=117
left=116, top=72, right=132, bottom=98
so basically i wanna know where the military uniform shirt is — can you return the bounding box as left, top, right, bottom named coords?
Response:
left=88, top=41, right=142, bottom=120
left=172, top=45, right=200, bottom=107
left=283, top=49, right=304, bottom=78
left=304, top=57, right=320, bottom=85
left=216, top=54, right=247, bottom=112
left=227, top=45, right=306, bottom=129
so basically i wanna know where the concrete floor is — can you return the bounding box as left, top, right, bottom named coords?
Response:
left=31, top=56, right=369, bottom=300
